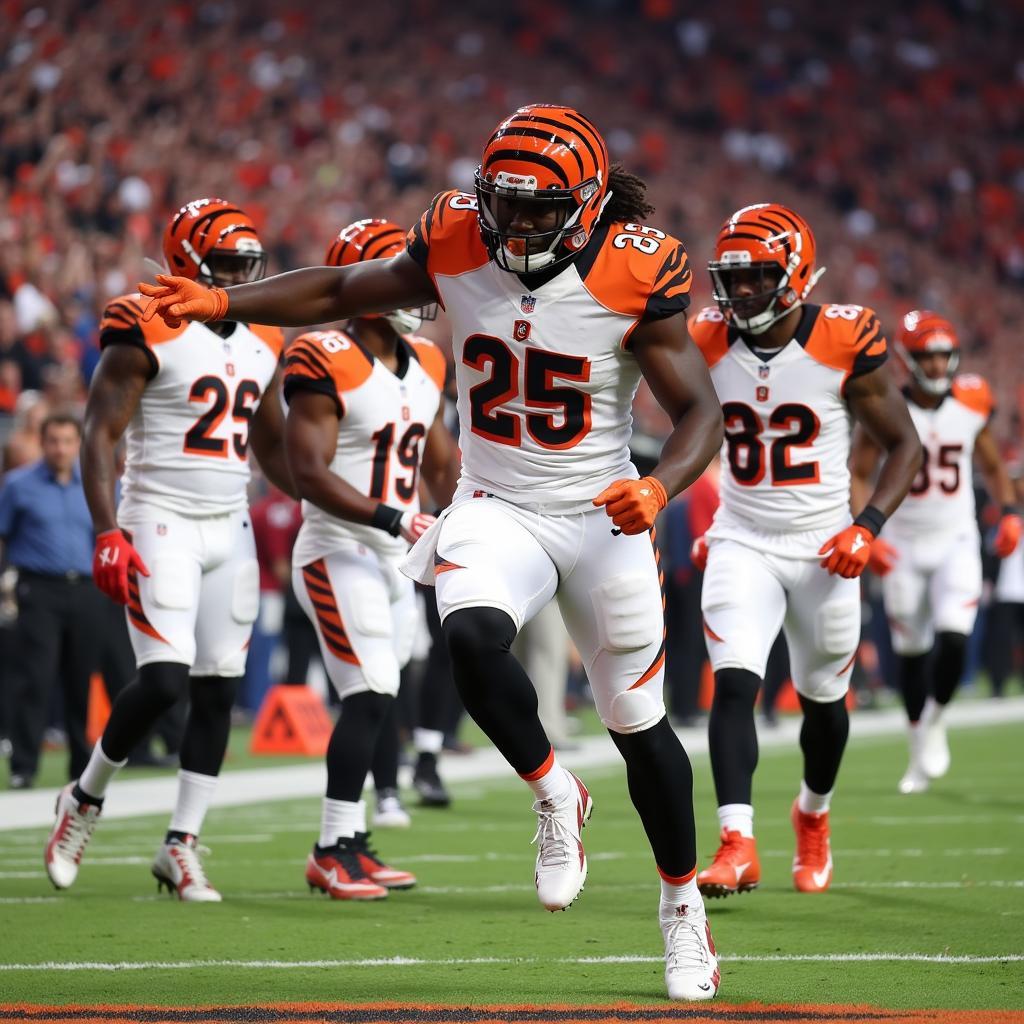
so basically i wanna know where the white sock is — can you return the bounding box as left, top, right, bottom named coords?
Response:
left=659, top=876, right=703, bottom=918
left=523, top=757, right=574, bottom=806
left=78, top=741, right=126, bottom=800
left=319, top=798, right=366, bottom=848
left=718, top=803, right=754, bottom=838
left=922, top=696, right=944, bottom=725
left=168, top=770, right=219, bottom=836
left=413, top=728, right=444, bottom=755
left=798, top=779, right=832, bottom=815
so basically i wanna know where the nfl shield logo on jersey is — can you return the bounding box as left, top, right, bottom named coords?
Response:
left=520, top=294, right=536, bottom=314
left=758, top=364, right=770, bottom=380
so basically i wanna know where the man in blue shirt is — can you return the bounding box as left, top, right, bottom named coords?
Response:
left=0, top=413, right=106, bottom=788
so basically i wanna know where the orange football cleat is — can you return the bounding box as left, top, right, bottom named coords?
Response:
left=791, top=801, right=833, bottom=893
left=697, top=829, right=760, bottom=898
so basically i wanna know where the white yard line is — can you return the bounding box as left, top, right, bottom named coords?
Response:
left=1, top=952, right=1021, bottom=971
left=3, top=697, right=1023, bottom=832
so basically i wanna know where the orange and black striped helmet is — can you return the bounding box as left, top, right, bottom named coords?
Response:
left=708, top=203, right=824, bottom=335
left=162, top=198, right=266, bottom=287
left=325, top=218, right=435, bottom=333
left=896, top=310, right=960, bottom=396
left=474, top=104, right=610, bottom=273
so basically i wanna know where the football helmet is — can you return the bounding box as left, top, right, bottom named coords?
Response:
left=708, top=203, right=825, bottom=334
left=162, top=198, right=267, bottom=287
left=895, top=309, right=959, bottom=396
left=325, top=218, right=436, bottom=334
left=475, top=104, right=610, bottom=274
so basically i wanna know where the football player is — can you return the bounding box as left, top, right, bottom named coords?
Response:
left=689, top=204, right=922, bottom=898
left=284, top=218, right=458, bottom=899
left=45, top=198, right=293, bottom=901
left=850, top=311, right=1021, bottom=793
left=139, top=104, right=725, bottom=1001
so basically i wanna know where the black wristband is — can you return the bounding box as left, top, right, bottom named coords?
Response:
left=853, top=504, right=886, bottom=538
left=1002, top=505, right=1021, bottom=518
left=371, top=503, right=404, bottom=537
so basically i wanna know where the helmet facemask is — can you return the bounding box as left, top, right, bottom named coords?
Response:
left=184, top=242, right=267, bottom=288
left=710, top=253, right=823, bottom=335
left=382, top=303, right=438, bottom=336
left=898, top=343, right=959, bottom=397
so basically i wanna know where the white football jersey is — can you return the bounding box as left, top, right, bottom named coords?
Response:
left=886, top=375, right=992, bottom=537
left=692, top=302, right=888, bottom=539
left=283, top=329, right=446, bottom=565
left=98, top=294, right=284, bottom=518
left=406, top=190, right=693, bottom=512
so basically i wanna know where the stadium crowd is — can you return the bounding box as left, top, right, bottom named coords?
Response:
left=2, top=0, right=1023, bottom=768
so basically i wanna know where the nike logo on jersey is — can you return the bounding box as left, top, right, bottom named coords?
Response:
left=851, top=533, right=866, bottom=554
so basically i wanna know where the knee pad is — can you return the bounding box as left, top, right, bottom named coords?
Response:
left=443, top=607, right=517, bottom=662
left=231, top=560, right=260, bottom=625
left=348, top=579, right=393, bottom=640
left=815, top=599, right=860, bottom=657
left=590, top=571, right=663, bottom=653
left=139, top=662, right=190, bottom=709
left=151, top=558, right=197, bottom=611
left=357, top=654, right=401, bottom=697
left=606, top=686, right=665, bottom=734
left=883, top=572, right=919, bottom=620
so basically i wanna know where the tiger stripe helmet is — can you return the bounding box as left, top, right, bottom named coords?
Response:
left=162, top=197, right=267, bottom=287
left=896, top=309, right=960, bottom=396
left=475, top=104, right=610, bottom=273
left=708, top=203, right=825, bottom=335
left=325, top=218, right=436, bottom=334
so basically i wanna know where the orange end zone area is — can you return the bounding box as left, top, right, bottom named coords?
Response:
left=4, top=1005, right=1024, bottom=1024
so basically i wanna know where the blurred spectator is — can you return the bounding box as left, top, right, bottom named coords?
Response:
left=0, top=412, right=105, bottom=787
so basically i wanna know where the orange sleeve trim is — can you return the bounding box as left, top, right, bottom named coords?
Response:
left=518, top=747, right=555, bottom=782
left=690, top=315, right=731, bottom=369
left=952, top=374, right=994, bottom=418
left=658, top=864, right=697, bottom=884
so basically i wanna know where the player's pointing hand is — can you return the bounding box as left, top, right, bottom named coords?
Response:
left=138, top=275, right=228, bottom=327
left=593, top=476, right=667, bottom=535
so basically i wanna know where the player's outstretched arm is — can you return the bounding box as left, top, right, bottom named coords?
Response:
left=419, top=404, right=461, bottom=510
left=248, top=369, right=298, bottom=499
left=632, top=313, right=725, bottom=497
left=975, top=425, right=1022, bottom=557
left=846, top=366, right=923, bottom=520
left=139, top=252, right=437, bottom=329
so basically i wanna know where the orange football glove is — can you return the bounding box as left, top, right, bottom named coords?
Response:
left=593, top=476, right=667, bottom=535
left=691, top=534, right=709, bottom=571
left=867, top=537, right=898, bottom=577
left=138, top=275, right=228, bottom=328
left=994, top=513, right=1023, bottom=558
left=818, top=524, right=874, bottom=579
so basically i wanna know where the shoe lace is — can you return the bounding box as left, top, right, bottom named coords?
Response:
left=333, top=838, right=371, bottom=878
left=169, top=839, right=214, bottom=890
left=715, top=828, right=747, bottom=863
left=797, top=815, right=828, bottom=865
left=56, top=805, right=97, bottom=864
left=663, top=916, right=711, bottom=972
left=531, top=800, right=574, bottom=870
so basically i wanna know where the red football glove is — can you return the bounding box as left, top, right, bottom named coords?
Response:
left=994, top=513, right=1023, bottom=558
left=593, top=476, right=668, bottom=535
left=867, top=537, right=898, bottom=577
left=93, top=529, right=150, bottom=605
left=818, top=524, right=874, bottom=579
left=138, top=275, right=228, bottom=328
left=400, top=511, right=436, bottom=544
left=691, top=534, right=709, bottom=572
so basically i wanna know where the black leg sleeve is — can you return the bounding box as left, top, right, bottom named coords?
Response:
left=798, top=693, right=850, bottom=795
left=898, top=651, right=931, bottom=723
left=179, top=675, right=239, bottom=777
left=707, top=668, right=761, bottom=806
left=370, top=695, right=400, bottom=792
left=326, top=690, right=392, bottom=801
left=100, top=661, right=189, bottom=763
left=932, top=631, right=967, bottom=707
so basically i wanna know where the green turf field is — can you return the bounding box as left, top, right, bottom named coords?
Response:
left=1, top=719, right=1022, bottom=1012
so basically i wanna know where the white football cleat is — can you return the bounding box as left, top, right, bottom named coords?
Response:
left=373, top=788, right=412, bottom=829
left=920, top=700, right=950, bottom=779
left=152, top=835, right=222, bottom=902
left=531, top=771, right=593, bottom=912
left=45, top=783, right=101, bottom=889
left=661, top=899, right=721, bottom=1001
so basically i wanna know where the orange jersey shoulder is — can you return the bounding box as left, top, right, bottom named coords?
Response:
left=579, top=221, right=692, bottom=323
left=249, top=323, right=285, bottom=360
left=689, top=306, right=732, bottom=368
left=951, top=373, right=994, bottom=418
left=99, top=293, right=187, bottom=348
left=284, top=330, right=373, bottom=409
left=801, top=304, right=888, bottom=384
left=407, top=190, right=490, bottom=289
left=408, top=335, right=447, bottom=392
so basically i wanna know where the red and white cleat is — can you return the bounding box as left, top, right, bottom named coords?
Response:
left=697, top=829, right=761, bottom=898
left=661, top=899, right=721, bottom=1001
left=791, top=801, right=833, bottom=893
left=152, top=835, right=222, bottom=902
left=532, top=771, right=593, bottom=912
left=44, top=783, right=101, bottom=890
left=352, top=831, right=416, bottom=889
left=305, top=840, right=389, bottom=900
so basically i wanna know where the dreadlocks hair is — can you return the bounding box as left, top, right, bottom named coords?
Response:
left=602, top=164, right=655, bottom=223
